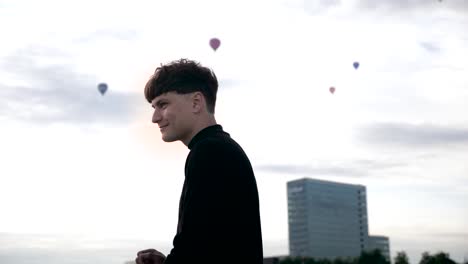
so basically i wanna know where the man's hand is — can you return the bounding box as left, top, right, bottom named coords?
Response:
left=135, top=248, right=166, bottom=264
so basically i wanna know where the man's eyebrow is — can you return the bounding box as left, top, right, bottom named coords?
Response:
left=152, top=99, right=167, bottom=108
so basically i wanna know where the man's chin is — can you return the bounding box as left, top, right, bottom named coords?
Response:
left=161, top=135, right=178, bottom=143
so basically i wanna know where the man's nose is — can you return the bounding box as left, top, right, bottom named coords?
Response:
left=152, top=110, right=162, bottom=123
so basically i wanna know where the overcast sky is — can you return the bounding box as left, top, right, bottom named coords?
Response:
left=1, top=0, right=468, bottom=263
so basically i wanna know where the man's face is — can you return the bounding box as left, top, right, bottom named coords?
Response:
left=151, top=92, right=195, bottom=143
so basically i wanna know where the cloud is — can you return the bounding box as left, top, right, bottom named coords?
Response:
left=256, top=159, right=407, bottom=177
left=356, top=0, right=468, bottom=12
left=282, top=0, right=342, bottom=14
left=256, top=164, right=365, bottom=177
left=0, top=233, right=290, bottom=264
left=358, top=122, right=468, bottom=148
left=218, top=78, right=243, bottom=89
left=0, top=47, right=142, bottom=125
left=304, top=0, right=341, bottom=13
left=75, top=28, right=140, bottom=43
left=287, top=0, right=468, bottom=15
left=420, top=232, right=468, bottom=239
left=419, top=41, right=441, bottom=53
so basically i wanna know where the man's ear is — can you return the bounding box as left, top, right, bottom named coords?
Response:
left=191, top=92, right=204, bottom=113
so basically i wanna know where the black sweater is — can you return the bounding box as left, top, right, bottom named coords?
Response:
left=164, top=125, right=263, bottom=264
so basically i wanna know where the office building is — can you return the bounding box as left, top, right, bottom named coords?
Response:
left=368, top=235, right=391, bottom=261
left=287, top=178, right=369, bottom=259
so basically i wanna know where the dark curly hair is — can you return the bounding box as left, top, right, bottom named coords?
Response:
left=144, top=58, right=219, bottom=113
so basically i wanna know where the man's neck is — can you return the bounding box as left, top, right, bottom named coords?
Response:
left=182, top=116, right=217, bottom=147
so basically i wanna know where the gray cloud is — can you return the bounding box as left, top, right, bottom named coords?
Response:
left=296, top=0, right=468, bottom=15
left=356, top=0, right=468, bottom=12
left=303, top=0, right=341, bottom=13
left=0, top=44, right=245, bottom=125
left=256, top=164, right=365, bottom=177
left=420, top=232, right=468, bottom=239
left=358, top=122, right=468, bottom=148
left=358, top=0, right=433, bottom=10
left=0, top=47, right=143, bottom=125
left=0, top=233, right=290, bottom=264
left=0, top=247, right=133, bottom=264
left=256, top=159, right=407, bottom=177
left=419, top=41, right=441, bottom=53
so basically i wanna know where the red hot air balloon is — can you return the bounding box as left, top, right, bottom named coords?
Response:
left=329, top=87, right=336, bottom=94
left=209, top=38, right=221, bottom=51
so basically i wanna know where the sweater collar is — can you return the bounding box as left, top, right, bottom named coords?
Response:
left=188, top=124, right=224, bottom=150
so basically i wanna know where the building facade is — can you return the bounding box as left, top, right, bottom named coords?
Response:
left=368, top=235, right=391, bottom=261
left=287, top=178, right=369, bottom=259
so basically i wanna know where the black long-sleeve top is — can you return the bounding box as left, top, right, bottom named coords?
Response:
left=164, top=125, right=263, bottom=264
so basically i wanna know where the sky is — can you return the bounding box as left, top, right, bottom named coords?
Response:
left=1, top=0, right=468, bottom=263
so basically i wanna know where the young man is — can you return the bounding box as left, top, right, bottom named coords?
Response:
left=135, top=59, right=263, bottom=264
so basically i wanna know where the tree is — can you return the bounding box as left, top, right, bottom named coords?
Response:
left=280, top=256, right=303, bottom=264
left=316, top=258, right=333, bottom=264
left=358, top=249, right=390, bottom=264
left=333, top=257, right=352, bottom=264
left=419, top=251, right=457, bottom=264
left=395, top=251, right=410, bottom=264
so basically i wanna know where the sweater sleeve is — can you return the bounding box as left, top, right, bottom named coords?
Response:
left=164, top=140, right=238, bottom=264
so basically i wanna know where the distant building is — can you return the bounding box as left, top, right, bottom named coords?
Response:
left=368, top=235, right=391, bottom=261
left=287, top=178, right=369, bottom=259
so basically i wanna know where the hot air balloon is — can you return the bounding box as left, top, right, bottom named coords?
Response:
left=353, top=62, right=360, bottom=69
left=98, top=83, right=108, bottom=95
left=329, top=87, right=335, bottom=94
left=209, top=38, right=221, bottom=51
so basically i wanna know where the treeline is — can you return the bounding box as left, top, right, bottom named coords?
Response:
left=279, top=250, right=465, bottom=264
